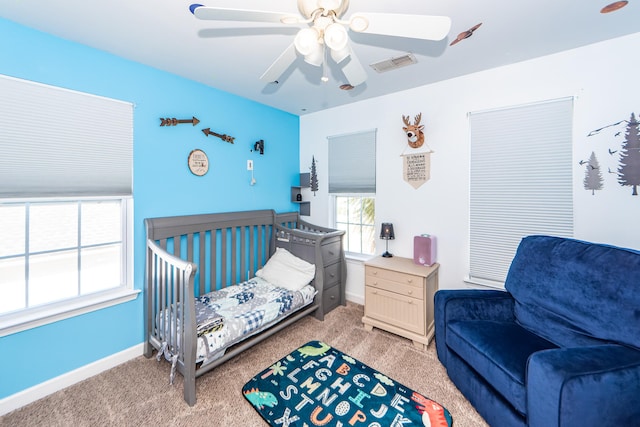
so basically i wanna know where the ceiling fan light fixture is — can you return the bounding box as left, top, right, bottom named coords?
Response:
left=304, top=46, right=324, bottom=67
left=318, top=0, right=342, bottom=11
left=294, top=28, right=321, bottom=56
left=330, top=45, right=351, bottom=63
left=324, top=23, right=348, bottom=51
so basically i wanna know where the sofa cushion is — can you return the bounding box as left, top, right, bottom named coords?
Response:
left=505, top=235, right=640, bottom=350
left=447, top=320, right=557, bottom=415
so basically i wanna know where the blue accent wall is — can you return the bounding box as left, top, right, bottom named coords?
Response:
left=0, top=18, right=300, bottom=399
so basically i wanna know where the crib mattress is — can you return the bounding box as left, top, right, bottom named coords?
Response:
left=194, top=277, right=316, bottom=366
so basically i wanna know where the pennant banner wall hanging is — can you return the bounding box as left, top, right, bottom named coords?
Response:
left=402, top=152, right=430, bottom=189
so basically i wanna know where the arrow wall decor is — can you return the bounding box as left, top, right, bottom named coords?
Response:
left=202, top=128, right=235, bottom=144
left=160, top=116, right=200, bottom=126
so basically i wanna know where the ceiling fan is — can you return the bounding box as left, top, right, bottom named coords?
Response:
left=189, top=0, right=451, bottom=87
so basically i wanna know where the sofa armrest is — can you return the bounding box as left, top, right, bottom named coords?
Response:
left=527, top=344, right=640, bottom=427
left=434, top=289, right=515, bottom=364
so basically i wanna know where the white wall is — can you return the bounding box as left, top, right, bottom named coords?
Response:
left=300, top=33, right=640, bottom=303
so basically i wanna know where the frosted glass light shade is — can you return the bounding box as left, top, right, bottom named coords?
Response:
left=324, top=23, right=348, bottom=50
left=294, top=28, right=321, bottom=56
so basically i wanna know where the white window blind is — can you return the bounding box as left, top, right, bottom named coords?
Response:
left=0, top=74, right=133, bottom=198
left=328, top=129, right=376, bottom=193
left=469, top=97, right=574, bottom=287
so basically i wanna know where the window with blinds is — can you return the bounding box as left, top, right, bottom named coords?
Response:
left=328, top=129, right=376, bottom=194
left=0, top=74, right=132, bottom=198
left=468, top=97, right=574, bottom=287
left=328, top=130, right=377, bottom=255
left=0, top=74, right=135, bottom=335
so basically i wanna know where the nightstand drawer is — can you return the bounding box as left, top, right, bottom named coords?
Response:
left=366, top=266, right=422, bottom=288
left=364, top=287, right=425, bottom=335
left=365, top=275, right=424, bottom=300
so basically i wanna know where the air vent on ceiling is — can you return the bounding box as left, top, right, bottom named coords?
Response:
left=369, top=53, right=418, bottom=73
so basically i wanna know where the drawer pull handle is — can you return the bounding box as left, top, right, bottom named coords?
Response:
left=408, top=279, right=413, bottom=283
left=372, top=271, right=378, bottom=275
left=408, top=290, right=413, bottom=295
left=330, top=273, right=335, bottom=278
left=329, top=251, right=335, bottom=255
left=373, top=290, right=378, bottom=294
left=407, top=300, right=413, bottom=305
left=330, top=295, right=335, bottom=300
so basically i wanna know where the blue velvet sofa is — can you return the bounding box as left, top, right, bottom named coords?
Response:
left=435, top=235, right=640, bottom=427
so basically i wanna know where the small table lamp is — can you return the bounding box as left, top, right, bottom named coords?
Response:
left=380, top=223, right=395, bottom=258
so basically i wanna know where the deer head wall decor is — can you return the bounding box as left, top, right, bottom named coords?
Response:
left=402, top=113, right=425, bottom=149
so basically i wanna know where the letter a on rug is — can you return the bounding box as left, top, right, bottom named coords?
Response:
left=242, top=340, right=453, bottom=426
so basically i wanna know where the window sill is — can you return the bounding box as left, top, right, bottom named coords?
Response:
left=0, top=287, right=140, bottom=337
left=345, top=252, right=376, bottom=263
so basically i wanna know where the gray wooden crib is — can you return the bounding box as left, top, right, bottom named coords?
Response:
left=143, top=209, right=346, bottom=405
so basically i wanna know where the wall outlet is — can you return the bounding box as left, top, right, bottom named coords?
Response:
left=247, top=160, right=253, bottom=171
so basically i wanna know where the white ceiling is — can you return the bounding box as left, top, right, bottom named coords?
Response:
left=2, top=0, right=639, bottom=115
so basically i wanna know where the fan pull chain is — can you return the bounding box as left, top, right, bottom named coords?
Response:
left=321, top=45, right=329, bottom=83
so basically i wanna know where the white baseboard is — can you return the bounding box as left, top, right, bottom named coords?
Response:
left=345, top=291, right=364, bottom=306
left=0, top=343, right=144, bottom=416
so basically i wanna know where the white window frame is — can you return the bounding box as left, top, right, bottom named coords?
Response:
left=0, top=196, right=137, bottom=337
left=467, top=97, right=574, bottom=288
left=332, top=194, right=376, bottom=257
left=0, top=74, right=137, bottom=337
left=327, top=129, right=377, bottom=257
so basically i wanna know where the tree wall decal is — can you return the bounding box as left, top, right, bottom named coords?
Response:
left=617, top=113, right=640, bottom=195
left=310, top=156, right=318, bottom=196
left=584, top=151, right=603, bottom=195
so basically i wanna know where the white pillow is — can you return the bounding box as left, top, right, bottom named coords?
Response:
left=256, top=247, right=316, bottom=291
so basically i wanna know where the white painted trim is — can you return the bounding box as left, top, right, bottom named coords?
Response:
left=0, top=288, right=140, bottom=337
left=345, top=292, right=364, bottom=306
left=0, top=343, right=144, bottom=416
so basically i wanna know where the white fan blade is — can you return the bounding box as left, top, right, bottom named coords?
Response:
left=350, top=13, right=452, bottom=41
left=191, top=4, right=297, bottom=24
left=341, top=50, right=367, bottom=87
left=260, top=44, right=298, bottom=83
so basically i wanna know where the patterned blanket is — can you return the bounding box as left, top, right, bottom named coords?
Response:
left=195, top=277, right=316, bottom=365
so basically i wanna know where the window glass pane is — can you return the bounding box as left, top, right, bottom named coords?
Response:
left=362, top=198, right=375, bottom=225
left=362, top=224, right=376, bottom=255
left=81, top=245, right=121, bottom=294
left=30, top=203, right=78, bottom=252
left=334, top=195, right=375, bottom=255
left=348, top=198, right=362, bottom=223
left=335, top=197, right=348, bottom=223
left=29, top=250, right=78, bottom=307
left=0, top=257, right=25, bottom=314
left=348, top=224, right=362, bottom=253
left=82, top=200, right=121, bottom=246
left=0, top=204, right=25, bottom=257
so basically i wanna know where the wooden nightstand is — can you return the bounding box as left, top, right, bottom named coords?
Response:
left=362, top=255, right=440, bottom=350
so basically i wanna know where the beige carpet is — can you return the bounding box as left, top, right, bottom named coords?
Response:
left=1, top=302, right=488, bottom=426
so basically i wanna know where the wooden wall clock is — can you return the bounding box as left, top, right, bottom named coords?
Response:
left=188, top=149, right=209, bottom=176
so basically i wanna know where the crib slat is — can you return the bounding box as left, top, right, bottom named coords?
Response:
left=230, top=226, right=237, bottom=286
left=198, top=232, right=206, bottom=295
left=248, top=225, right=255, bottom=278
left=221, top=228, right=227, bottom=289
left=240, top=226, right=246, bottom=282
left=210, top=229, right=218, bottom=293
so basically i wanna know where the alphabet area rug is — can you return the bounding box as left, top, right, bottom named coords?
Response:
left=242, top=340, right=453, bottom=426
